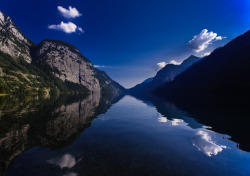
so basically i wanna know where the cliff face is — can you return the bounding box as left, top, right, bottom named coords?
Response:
left=0, top=11, right=34, bottom=63
left=33, top=40, right=124, bottom=94
left=34, top=40, right=101, bottom=93
left=95, top=69, right=125, bottom=96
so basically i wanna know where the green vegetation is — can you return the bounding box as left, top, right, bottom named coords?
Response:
left=0, top=51, right=89, bottom=95
left=95, top=69, right=124, bottom=95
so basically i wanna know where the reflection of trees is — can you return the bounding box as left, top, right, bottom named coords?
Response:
left=0, top=92, right=122, bottom=175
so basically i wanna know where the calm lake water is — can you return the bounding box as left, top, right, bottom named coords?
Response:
left=0, top=94, right=250, bottom=176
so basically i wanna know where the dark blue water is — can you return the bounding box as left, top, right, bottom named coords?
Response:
left=1, top=95, right=250, bottom=176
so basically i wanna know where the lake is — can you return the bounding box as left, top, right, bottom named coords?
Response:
left=0, top=94, right=250, bottom=176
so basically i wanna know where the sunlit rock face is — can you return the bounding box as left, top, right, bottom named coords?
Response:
left=34, top=40, right=101, bottom=93
left=0, top=11, right=34, bottom=63
left=191, top=130, right=227, bottom=157
left=34, top=40, right=125, bottom=94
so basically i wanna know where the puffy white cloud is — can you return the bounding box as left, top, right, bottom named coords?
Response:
left=156, top=62, right=167, bottom=71
left=48, top=21, right=83, bottom=34
left=155, top=60, right=182, bottom=71
left=58, top=6, right=82, bottom=19
left=47, top=154, right=76, bottom=169
left=192, top=130, right=227, bottom=157
left=188, top=29, right=225, bottom=52
left=169, top=60, right=182, bottom=65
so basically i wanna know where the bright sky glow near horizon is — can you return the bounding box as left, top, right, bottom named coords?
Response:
left=1, top=0, right=250, bottom=88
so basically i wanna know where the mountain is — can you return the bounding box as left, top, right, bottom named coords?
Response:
left=0, top=11, right=35, bottom=63
left=129, top=55, right=200, bottom=95
left=127, top=77, right=153, bottom=94
left=156, top=30, right=250, bottom=102
left=0, top=11, right=124, bottom=95
left=33, top=39, right=124, bottom=95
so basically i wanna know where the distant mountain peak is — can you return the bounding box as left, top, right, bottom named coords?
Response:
left=129, top=55, right=201, bottom=95
left=181, top=55, right=200, bottom=67
left=188, top=55, right=199, bottom=59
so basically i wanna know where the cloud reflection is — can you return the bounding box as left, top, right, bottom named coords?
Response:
left=171, top=119, right=184, bottom=126
left=192, top=130, right=227, bottom=157
left=48, top=154, right=76, bottom=169
left=158, top=116, right=168, bottom=123
left=158, top=116, right=184, bottom=126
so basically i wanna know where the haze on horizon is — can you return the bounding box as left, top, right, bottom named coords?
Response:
left=1, top=0, right=250, bottom=88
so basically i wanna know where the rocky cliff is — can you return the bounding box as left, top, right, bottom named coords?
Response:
left=33, top=40, right=101, bottom=93
left=0, top=11, right=34, bottom=63
left=33, top=40, right=124, bottom=95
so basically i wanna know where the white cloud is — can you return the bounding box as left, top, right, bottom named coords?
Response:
left=48, top=21, right=83, bottom=34
left=169, top=60, right=182, bottom=65
left=192, top=130, right=227, bottom=157
left=155, top=60, right=182, bottom=71
left=58, top=6, right=82, bottom=19
left=188, top=29, right=226, bottom=52
left=156, top=62, right=167, bottom=71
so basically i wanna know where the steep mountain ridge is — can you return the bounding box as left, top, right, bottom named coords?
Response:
left=33, top=39, right=101, bottom=93
left=0, top=11, right=34, bottom=63
left=151, top=55, right=200, bottom=88
left=129, top=55, right=200, bottom=95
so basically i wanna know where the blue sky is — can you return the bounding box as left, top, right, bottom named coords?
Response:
left=1, top=0, right=250, bottom=88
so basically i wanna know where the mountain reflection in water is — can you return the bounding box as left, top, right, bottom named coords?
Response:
left=0, top=93, right=121, bottom=175
left=1, top=94, right=250, bottom=176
